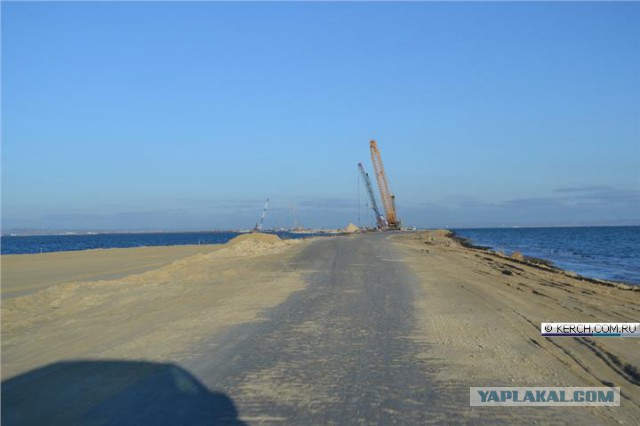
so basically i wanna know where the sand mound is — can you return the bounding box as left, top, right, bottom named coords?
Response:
left=2, top=232, right=298, bottom=332
left=215, top=232, right=297, bottom=257
left=343, top=223, right=359, bottom=233
left=226, top=233, right=282, bottom=246
left=2, top=235, right=308, bottom=381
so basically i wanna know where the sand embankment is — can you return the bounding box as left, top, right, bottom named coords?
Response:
left=1, top=234, right=309, bottom=380
left=1, top=244, right=226, bottom=299
left=394, top=230, right=640, bottom=421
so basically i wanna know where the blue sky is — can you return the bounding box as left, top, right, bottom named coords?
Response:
left=2, top=2, right=639, bottom=230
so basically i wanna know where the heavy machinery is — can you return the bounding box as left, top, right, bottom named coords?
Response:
left=370, top=140, right=400, bottom=230
left=358, top=163, right=387, bottom=229
left=254, top=198, right=269, bottom=232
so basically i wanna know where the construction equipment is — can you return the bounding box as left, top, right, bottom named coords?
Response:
left=358, top=163, right=387, bottom=229
left=254, top=198, right=269, bottom=232
left=370, top=140, right=400, bottom=230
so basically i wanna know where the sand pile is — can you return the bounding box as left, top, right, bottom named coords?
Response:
left=217, top=232, right=302, bottom=257
left=226, top=233, right=282, bottom=246
left=343, top=223, right=359, bottom=233
left=2, top=233, right=301, bottom=333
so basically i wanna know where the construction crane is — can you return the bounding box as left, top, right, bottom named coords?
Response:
left=370, top=140, right=400, bottom=230
left=254, top=198, right=269, bottom=232
left=358, top=163, right=387, bottom=229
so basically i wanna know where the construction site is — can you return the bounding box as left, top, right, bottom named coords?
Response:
left=252, top=139, right=403, bottom=234
left=358, top=139, right=401, bottom=231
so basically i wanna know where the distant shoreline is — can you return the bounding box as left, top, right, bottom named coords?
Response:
left=1, top=230, right=248, bottom=237
left=3, top=224, right=638, bottom=237
left=1, top=229, right=346, bottom=238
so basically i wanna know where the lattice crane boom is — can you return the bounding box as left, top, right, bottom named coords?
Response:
left=370, top=140, right=400, bottom=229
left=358, top=163, right=387, bottom=229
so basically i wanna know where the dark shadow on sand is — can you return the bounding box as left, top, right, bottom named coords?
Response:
left=2, top=360, right=246, bottom=425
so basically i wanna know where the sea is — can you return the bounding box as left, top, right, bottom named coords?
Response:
left=0, top=231, right=319, bottom=256
left=452, top=226, right=640, bottom=285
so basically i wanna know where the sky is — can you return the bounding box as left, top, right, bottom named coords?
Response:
left=2, top=1, right=639, bottom=231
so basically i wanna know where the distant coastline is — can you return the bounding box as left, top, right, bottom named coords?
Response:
left=2, top=229, right=246, bottom=237
left=1, top=228, right=345, bottom=237
left=3, top=223, right=639, bottom=237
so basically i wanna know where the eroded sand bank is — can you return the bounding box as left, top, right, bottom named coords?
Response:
left=2, top=233, right=310, bottom=380
left=393, top=230, right=640, bottom=423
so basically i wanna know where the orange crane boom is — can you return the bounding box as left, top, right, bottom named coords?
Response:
left=370, top=140, right=400, bottom=229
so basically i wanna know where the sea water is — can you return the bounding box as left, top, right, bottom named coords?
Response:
left=0, top=231, right=318, bottom=256
left=452, top=226, right=640, bottom=285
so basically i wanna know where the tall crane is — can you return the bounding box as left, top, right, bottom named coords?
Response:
left=358, top=163, right=387, bottom=229
left=254, top=198, right=269, bottom=232
left=370, top=140, right=400, bottom=230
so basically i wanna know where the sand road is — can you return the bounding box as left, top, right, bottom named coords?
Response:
left=2, top=232, right=639, bottom=424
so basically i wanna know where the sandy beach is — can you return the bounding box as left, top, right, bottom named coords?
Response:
left=2, top=231, right=639, bottom=423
